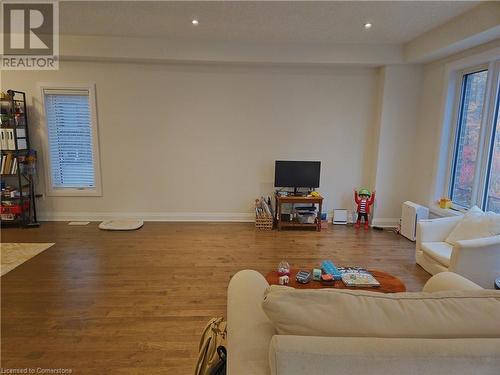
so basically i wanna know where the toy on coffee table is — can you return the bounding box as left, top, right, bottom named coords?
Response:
left=321, top=260, right=342, bottom=281
left=354, top=188, right=376, bottom=230
left=296, top=270, right=312, bottom=284
left=278, top=275, right=289, bottom=285
left=277, top=260, right=290, bottom=276
left=312, top=268, right=322, bottom=281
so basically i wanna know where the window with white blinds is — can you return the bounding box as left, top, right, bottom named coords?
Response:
left=42, top=86, right=101, bottom=195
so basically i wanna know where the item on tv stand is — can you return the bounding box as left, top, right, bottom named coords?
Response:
left=280, top=213, right=291, bottom=222
left=354, top=188, right=375, bottom=230
left=296, top=206, right=316, bottom=212
left=274, top=160, right=321, bottom=191
left=291, top=187, right=308, bottom=196
left=296, top=211, right=316, bottom=224
left=321, top=260, right=342, bottom=281
left=296, top=270, right=312, bottom=284
left=277, top=260, right=291, bottom=276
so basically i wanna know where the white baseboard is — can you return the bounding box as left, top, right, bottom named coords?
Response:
left=38, top=211, right=400, bottom=226
left=371, top=218, right=400, bottom=228
left=38, top=211, right=255, bottom=222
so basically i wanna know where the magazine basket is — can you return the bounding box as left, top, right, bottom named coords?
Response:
left=255, top=216, right=273, bottom=231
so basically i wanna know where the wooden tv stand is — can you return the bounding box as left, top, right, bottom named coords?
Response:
left=275, top=194, right=323, bottom=231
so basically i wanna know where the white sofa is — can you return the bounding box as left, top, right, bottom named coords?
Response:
left=227, top=270, right=500, bottom=375
left=416, top=215, right=500, bottom=288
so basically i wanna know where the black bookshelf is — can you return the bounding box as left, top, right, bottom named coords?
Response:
left=1, top=90, right=39, bottom=227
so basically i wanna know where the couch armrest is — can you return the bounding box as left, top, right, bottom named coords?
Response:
left=227, top=270, right=275, bottom=375
left=449, top=235, right=500, bottom=289
left=422, top=272, right=483, bottom=292
left=269, top=336, right=500, bottom=375
left=416, top=216, right=461, bottom=246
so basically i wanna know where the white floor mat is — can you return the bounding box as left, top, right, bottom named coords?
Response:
left=98, top=219, right=144, bottom=231
left=68, top=221, right=90, bottom=226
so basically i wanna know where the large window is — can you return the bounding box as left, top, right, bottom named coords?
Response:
left=485, top=92, right=500, bottom=212
left=41, top=85, right=101, bottom=196
left=449, top=61, right=500, bottom=212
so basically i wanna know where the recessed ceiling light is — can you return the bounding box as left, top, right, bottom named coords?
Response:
left=192, top=19, right=199, bottom=26
left=363, top=22, right=373, bottom=30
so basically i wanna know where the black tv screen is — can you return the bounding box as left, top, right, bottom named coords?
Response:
left=274, top=161, right=321, bottom=188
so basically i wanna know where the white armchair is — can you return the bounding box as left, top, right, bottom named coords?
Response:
left=416, top=216, right=500, bottom=288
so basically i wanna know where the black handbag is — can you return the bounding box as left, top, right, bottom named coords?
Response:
left=210, top=346, right=226, bottom=375
left=195, top=318, right=226, bottom=375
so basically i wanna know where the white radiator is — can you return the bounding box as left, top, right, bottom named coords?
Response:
left=401, top=201, right=429, bottom=241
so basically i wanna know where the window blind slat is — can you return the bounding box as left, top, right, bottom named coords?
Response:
left=44, top=92, right=96, bottom=189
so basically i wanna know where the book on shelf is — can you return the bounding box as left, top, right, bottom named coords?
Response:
left=1, top=184, right=29, bottom=198
left=0, top=129, right=20, bottom=150
left=338, top=267, right=380, bottom=287
left=1, top=154, right=19, bottom=174
left=4, top=153, right=12, bottom=173
left=0, top=130, right=6, bottom=149
left=6, top=129, right=15, bottom=150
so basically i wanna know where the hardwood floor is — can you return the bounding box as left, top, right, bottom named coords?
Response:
left=1, top=222, right=430, bottom=374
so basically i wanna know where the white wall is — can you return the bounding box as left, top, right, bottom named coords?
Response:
left=2, top=61, right=379, bottom=221
left=371, top=65, right=423, bottom=226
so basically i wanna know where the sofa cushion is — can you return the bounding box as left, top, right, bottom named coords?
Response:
left=269, top=336, right=500, bottom=375
left=422, top=272, right=483, bottom=292
left=421, top=241, right=453, bottom=267
left=262, top=286, right=500, bottom=338
left=445, top=206, right=500, bottom=245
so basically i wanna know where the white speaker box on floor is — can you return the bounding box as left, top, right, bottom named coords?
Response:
left=333, top=209, right=348, bottom=225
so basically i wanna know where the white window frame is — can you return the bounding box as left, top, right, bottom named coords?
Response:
left=39, top=83, right=102, bottom=197
left=445, top=60, right=500, bottom=211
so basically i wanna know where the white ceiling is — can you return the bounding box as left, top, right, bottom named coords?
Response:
left=60, top=1, right=479, bottom=45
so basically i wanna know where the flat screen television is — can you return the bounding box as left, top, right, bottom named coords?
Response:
left=274, top=161, right=321, bottom=189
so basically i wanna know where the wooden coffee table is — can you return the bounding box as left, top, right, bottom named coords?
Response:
left=265, top=269, right=406, bottom=293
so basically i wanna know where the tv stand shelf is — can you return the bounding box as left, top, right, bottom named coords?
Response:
left=275, top=194, right=323, bottom=231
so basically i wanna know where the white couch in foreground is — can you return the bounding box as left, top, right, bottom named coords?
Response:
left=227, top=270, right=500, bottom=375
left=416, top=215, right=500, bottom=288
